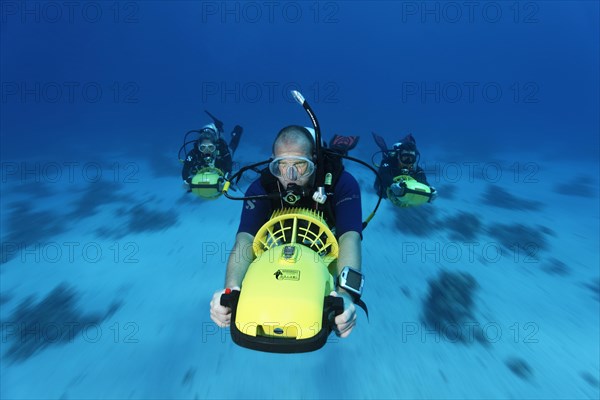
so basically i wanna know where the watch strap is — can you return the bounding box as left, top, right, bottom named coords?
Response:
left=344, top=290, right=369, bottom=321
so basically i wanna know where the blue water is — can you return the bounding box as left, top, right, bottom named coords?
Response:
left=1, top=2, right=599, bottom=399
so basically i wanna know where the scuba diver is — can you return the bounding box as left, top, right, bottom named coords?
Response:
left=373, top=132, right=438, bottom=206
left=179, top=111, right=243, bottom=196
left=210, top=124, right=364, bottom=339
left=181, top=123, right=232, bottom=185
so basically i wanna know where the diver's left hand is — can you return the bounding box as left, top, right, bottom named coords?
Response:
left=330, top=290, right=357, bottom=338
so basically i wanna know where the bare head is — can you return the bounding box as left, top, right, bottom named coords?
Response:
left=272, top=126, right=314, bottom=158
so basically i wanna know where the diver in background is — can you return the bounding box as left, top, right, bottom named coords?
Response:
left=374, top=133, right=437, bottom=202
left=181, top=123, right=232, bottom=187
left=209, top=125, right=363, bottom=338
left=180, top=110, right=243, bottom=191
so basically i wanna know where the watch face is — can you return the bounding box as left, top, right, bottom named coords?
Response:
left=345, top=269, right=363, bottom=291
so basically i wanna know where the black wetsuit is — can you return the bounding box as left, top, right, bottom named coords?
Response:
left=181, top=138, right=232, bottom=182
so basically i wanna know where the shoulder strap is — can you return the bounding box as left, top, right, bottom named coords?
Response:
left=323, top=150, right=345, bottom=189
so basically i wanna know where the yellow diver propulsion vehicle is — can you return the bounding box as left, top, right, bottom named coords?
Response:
left=220, top=208, right=345, bottom=353
left=387, top=175, right=432, bottom=208
left=189, top=167, right=224, bottom=199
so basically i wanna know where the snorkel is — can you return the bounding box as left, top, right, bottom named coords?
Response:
left=289, top=90, right=383, bottom=226
left=290, top=90, right=327, bottom=205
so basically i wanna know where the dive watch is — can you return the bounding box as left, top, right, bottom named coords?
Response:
left=338, top=266, right=364, bottom=298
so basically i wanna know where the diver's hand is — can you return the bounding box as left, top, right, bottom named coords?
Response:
left=390, top=182, right=405, bottom=197
left=429, top=186, right=438, bottom=202
left=217, top=177, right=225, bottom=193
left=210, top=287, right=239, bottom=327
left=330, top=290, right=357, bottom=338
left=183, top=180, right=191, bottom=192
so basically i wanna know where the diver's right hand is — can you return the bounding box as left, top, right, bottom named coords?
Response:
left=330, top=290, right=357, bottom=338
left=217, top=178, right=225, bottom=193
left=209, top=287, right=238, bottom=327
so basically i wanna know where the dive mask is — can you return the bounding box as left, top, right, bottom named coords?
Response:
left=399, top=151, right=416, bottom=165
left=269, top=156, right=315, bottom=181
left=199, top=143, right=216, bottom=153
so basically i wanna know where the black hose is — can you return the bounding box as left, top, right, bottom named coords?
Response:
left=324, top=149, right=384, bottom=229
